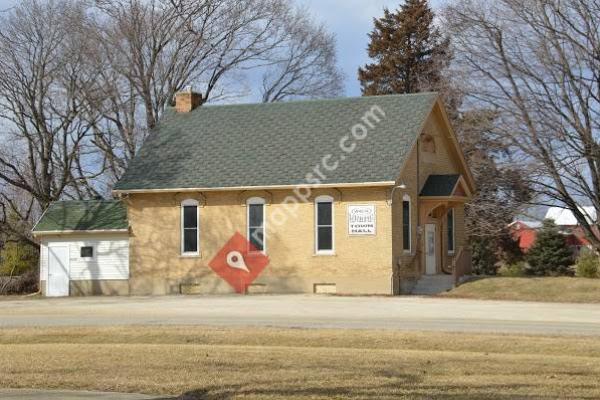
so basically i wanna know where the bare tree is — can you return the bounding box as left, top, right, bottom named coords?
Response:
left=260, top=7, right=344, bottom=102
left=0, top=0, right=102, bottom=243
left=0, top=0, right=346, bottom=241
left=0, top=186, right=38, bottom=247
left=455, top=109, right=531, bottom=238
left=445, top=0, right=600, bottom=249
left=79, top=18, right=146, bottom=181
left=96, top=0, right=287, bottom=129
left=80, top=0, right=344, bottom=179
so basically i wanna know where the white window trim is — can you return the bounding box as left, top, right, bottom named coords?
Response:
left=247, top=197, right=266, bottom=253
left=448, top=208, right=455, bottom=255
left=402, top=194, right=412, bottom=254
left=80, top=245, right=95, bottom=261
left=181, top=199, right=200, bottom=256
left=315, top=195, right=335, bottom=255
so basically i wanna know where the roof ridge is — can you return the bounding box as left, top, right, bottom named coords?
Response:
left=169, top=92, right=439, bottom=112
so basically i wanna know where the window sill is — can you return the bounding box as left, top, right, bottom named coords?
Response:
left=313, top=252, right=336, bottom=257
left=448, top=251, right=455, bottom=256
left=248, top=250, right=267, bottom=256
left=180, top=253, right=202, bottom=259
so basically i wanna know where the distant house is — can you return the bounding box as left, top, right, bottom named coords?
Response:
left=545, top=206, right=597, bottom=227
left=545, top=207, right=596, bottom=256
left=510, top=207, right=597, bottom=255
left=34, top=92, right=476, bottom=296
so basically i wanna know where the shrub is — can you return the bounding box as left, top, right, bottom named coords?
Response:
left=0, top=242, right=38, bottom=277
left=526, top=220, right=573, bottom=276
left=471, top=237, right=499, bottom=275
left=498, top=261, right=527, bottom=277
left=0, top=268, right=39, bottom=295
left=576, top=251, right=599, bottom=278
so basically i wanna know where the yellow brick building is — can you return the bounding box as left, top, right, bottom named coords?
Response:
left=35, top=92, right=475, bottom=296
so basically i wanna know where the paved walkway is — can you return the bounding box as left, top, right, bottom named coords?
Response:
left=0, top=389, right=164, bottom=400
left=1, top=295, right=600, bottom=335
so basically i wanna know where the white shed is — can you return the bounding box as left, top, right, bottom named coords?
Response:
left=32, top=200, right=130, bottom=296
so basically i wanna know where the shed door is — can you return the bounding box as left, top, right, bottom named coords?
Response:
left=48, top=246, right=69, bottom=297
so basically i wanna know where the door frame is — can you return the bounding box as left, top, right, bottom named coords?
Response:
left=47, top=244, right=70, bottom=297
left=424, top=223, right=437, bottom=275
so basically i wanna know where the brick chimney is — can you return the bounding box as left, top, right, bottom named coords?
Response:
left=175, top=87, right=202, bottom=113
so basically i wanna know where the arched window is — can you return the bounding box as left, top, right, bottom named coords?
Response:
left=402, top=194, right=411, bottom=253
left=181, top=199, right=199, bottom=256
left=247, top=197, right=266, bottom=252
left=315, top=195, right=334, bottom=254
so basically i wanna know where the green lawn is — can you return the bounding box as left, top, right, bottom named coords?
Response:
left=1, top=326, right=600, bottom=399
left=443, top=276, right=600, bottom=303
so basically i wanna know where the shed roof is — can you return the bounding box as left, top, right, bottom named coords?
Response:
left=33, top=201, right=128, bottom=234
left=114, top=93, right=439, bottom=192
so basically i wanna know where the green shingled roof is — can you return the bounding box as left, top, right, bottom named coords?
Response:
left=420, top=175, right=461, bottom=197
left=33, top=201, right=128, bottom=233
left=114, top=93, right=439, bottom=191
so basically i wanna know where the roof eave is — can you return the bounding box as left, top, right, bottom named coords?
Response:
left=30, top=202, right=54, bottom=234
left=432, top=99, right=477, bottom=193
left=394, top=95, right=439, bottom=183
left=419, top=195, right=470, bottom=202
left=32, top=228, right=129, bottom=237
left=112, top=181, right=397, bottom=195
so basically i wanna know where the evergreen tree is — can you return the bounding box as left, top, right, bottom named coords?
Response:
left=471, top=237, right=498, bottom=275
left=358, top=0, right=450, bottom=95
left=358, top=0, right=529, bottom=250
left=526, top=220, right=573, bottom=276
left=497, top=227, right=524, bottom=265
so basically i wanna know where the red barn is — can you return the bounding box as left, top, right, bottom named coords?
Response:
left=509, top=221, right=542, bottom=253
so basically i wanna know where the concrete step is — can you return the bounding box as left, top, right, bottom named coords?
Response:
left=411, top=274, right=454, bottom=295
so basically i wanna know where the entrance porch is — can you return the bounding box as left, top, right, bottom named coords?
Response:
left=419, top=174, right=472, bottom=284
left=397, top=174, right=473, bottom=294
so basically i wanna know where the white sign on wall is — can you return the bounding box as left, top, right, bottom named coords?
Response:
left=348, top=205, right=376, bottom=235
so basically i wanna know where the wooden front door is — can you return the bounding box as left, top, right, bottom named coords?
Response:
left=425, top=224, right=437, bottom=275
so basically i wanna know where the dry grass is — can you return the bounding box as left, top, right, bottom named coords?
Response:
left=1, top=326, right=599, bottom=399
left=442, top=277, right=600, bottom=303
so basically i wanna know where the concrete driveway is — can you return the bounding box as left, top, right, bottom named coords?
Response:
left=1, top=295, right=600, bottom=335
left=0, top=389, right=160, bottom=400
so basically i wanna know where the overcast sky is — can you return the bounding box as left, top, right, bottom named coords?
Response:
left=0, top=0, right=13, bottom=11
left=0, top=0, right=444, bottom=96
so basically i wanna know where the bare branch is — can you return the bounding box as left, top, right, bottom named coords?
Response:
left=445, top=0, right=600, bottom=249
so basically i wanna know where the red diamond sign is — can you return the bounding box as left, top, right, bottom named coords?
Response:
left=208, top=232, right=270, bottom=294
